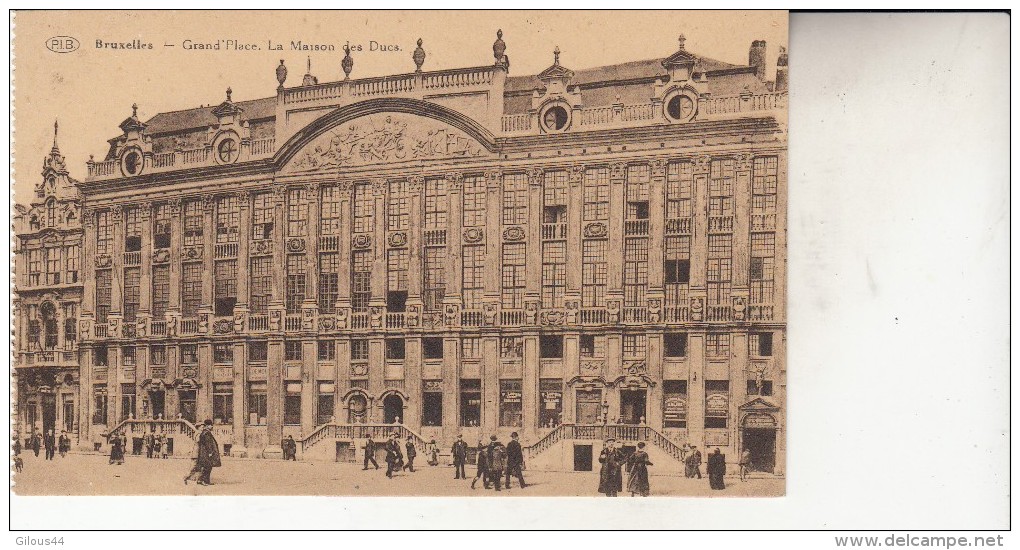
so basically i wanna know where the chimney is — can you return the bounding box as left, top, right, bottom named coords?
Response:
left=775, top=46, right=788, bottom=92
left=749, top=39, right=767, bottom=81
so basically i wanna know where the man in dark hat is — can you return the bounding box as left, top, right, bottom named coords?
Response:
left=707, top=447, right=727, bottom=490
left=485, top=435, right=506, bottom=492
left=598, top=437, right=624, bottom=497
left=363, top=435, right=379, bottom=470
left=504, top=432, right=526, bottom=489
left=195, top=419, right=221, bottom=486
left=384, top=432, right=403, bottom=478
left=402, top=435, right=417, bottom=472
left=471, top=440, right=488, bottom=489
left=451, top=434, right=468, bottom=479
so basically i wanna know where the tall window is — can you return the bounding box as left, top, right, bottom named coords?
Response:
left=214, top=260, right=237, bottom=316
left=350, top=339, right=369, bottom=361
left=153, top=204, right=171, bottom=249
left=752, top=156, right=779, bottom=215
left=213, top=344, right=234, bottom=364
left=750, top=332, right=774, bottom=357
left=64, top=245, right=79, bottom=283
left=499, top=379, right=523, bottom=427
left=63, top=303, right=76, bottom=347
left=247, top=382, right=268, bottom=425
left=320, top=185, right=343, bottom=235
left=317, top=382, right=335, bottom=425
left=542, top=241, right=566, bottom=308
left=285, top=254, right=306, bottom=314
left=183, top=200, right=203, bottom=247
left=580, top=334, right=606, bottom=358
left=422, top=385, right=443, bottom=426
left=462, top=244, right=485, bottom=309
left=707, top=235, right=732, bottom=306
left=626, top=164, right=650, bottom=220
left=182, top=262, right=202, bottom=317
left=151, top=265, right=170, bottom=317
left=665, top=236, right=691, bottom=307
left=96, top=210, right=113, bottom=256
left=46, top=199, right=57, bottom=228
left=459, top=379, right=482, bottom=427
left=249, top=257, right=272, bottom=314
left=751, top=156, right=779, bottom=308
left=181, top=344, right=199, bottom=365
left=123, top=267, right=140, bottom=322
left=216, top=195, right=239, bottom=244
left=213, top=383, right=233, bottom=425
left=666, top=161, right=694, bottom=218
left=461, top=337, right=482, bottom=359
left=709, top=159, right=735, bottom=219
left=95, top=269, right=112, bottom=323
left=623, top=334, right=647, bottom=359
left=252, top=192, right=274, bottom=240
left=424, top=178, right=447, bottom=229
left=319, top=252, right=339, bottom=314
left=750, top=233, right=776, bottom=306
left=287, top=188, right=307, bottom=237
left=387, top=248, right=408, bottom=312
left=501, top=242, right=526, bottom=309
left=623, top=237, right=648, bottom=308
left=706, top=333, right=730, bottom=358
left=500, top=336, right=523, bottom=359
left=462, top=175, right=486, bottom=227
left=27, top=249, right=41, bottom=286
left=351, top=250, right=372, bottom=312
left=92, top=385, right=108, bottom=425
left=119, top=385, right=135, bottom=421
left=353, top=182, right=374, bottom=234
left=502, top=173, right=528, bottom=225
left=583, top=167, right=610, bottom=221
left=124, top=207, right=142, bottom=251
left=45, top=248, right=61, bottom=284
left=423, top=246, right=446, bottom=312
left=387, top=180, right=409, bottom=231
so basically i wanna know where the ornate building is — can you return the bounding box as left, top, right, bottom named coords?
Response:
left=14, top=122, right=85, bottom=442
left=72, top=33, right=788, bottom=472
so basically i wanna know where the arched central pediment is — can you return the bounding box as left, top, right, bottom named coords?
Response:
left=276, top=98, right=498, bottom=173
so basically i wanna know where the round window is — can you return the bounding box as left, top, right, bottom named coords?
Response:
left=666, top=94, right=696, bottom=121
left=541, top=105, right=569, bottom=132
left=217, top=138, right=238, bottom=164
left=123, top=151, right=142, bottom=175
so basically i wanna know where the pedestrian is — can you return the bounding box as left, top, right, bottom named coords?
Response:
left=31, top=432, right=41, bottom=457
left=485, top=435, right=506, bottom=492
left=283, top=435, right=297, bottom=461
left=451, top=435, right=468, bottom=479
left=58, top=432, right=70, bottom=457
left=707, top=448, right=726, bottom=490
left=384, top=432, right=403, bottom=478
left=687, top=445, right=702, bottom=479
left=109, top=434, right=125, bottom=465
left=470, top=440, right=488, bottom=489
left=626, top=441, right=653, bottom=497
left=152, top=434, right=163, bottom=459
left=363, top=436, right=379, bottom=470
left=44, top=430, right=56, bottom=460
left=402, top=436, right=417, bottom=472
left=597, top=437, right=624, bottom=497
left=121, top=433, right=128, bottom=457
left=504, top=432, right=527, bottom=489
left=195, top=419, right=222, bottom=486
left=425, top=439, right=439, bottom=466
left=681, top=442, right=691, bottom=464
left=13, top=434, right=21, bottom=456
left=145, top=432, right=154, bottom=459
left=739, top=448, right=752, bottom=481
left=161, top=435, right=169, bottom=459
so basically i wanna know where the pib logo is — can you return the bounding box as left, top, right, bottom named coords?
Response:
left=45, top=36, right=80, bottom=53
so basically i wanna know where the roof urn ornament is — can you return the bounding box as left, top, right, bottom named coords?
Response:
left=678, top=34, right=686, bottom=50
left=493, top=29, right=508, bottom=69
left=342, top=44, right=354, bottom=80
left=413, top=38, right=426, bottom=72
left=276, top=59, right=288, bottom=90
left=301, top=56, right=318, bottom=86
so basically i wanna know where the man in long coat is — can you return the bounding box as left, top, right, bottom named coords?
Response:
left=597, top=438, right=624, bottom=497
left=485, top=435, right=506, bottom=492
left=470, top=440, right=488, bottom=489
left=384, top=432, right=403, bottom=478
left=451, top=435, right=468, bottom=479
left=44, top=430, right=56, bottom=460
left=402, top=436, right=417, bottom=472
left=504, top=432, right=527, bottom=489
left=363, top=436, right=379, bottom=470
left=707, top=447, right=726, bottom=490
left=31, top=432, right=40, bottom=457
left=196, top=419, right=222, bottom=485
left=626, top=441, right=653, bottom=497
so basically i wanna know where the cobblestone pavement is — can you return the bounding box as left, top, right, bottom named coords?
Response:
left=12, top=452, right=784, bottom=497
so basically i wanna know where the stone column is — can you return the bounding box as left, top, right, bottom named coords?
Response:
left=138, top=205, right=153, bottom=321
left=562, top=332, right=579, bottom=424
left=369, top=179, right=388, bottom=308
left=730, top=331, right=748, bottom=459
left=235, top=191, right=252, bottom=317
left=774, top=151, right=789, bottom=322
left=607, top=164, right=627, bottom=312
left=732, top=154, right=753, bottom=291
left=197, top=342, right=213, bottom=423
left=525, top=169, right=543, bottom=297
left=646, top=333, right=663, bottom=427
left=81, top=210, right=97, bottom=317
left=336, top=338, right=351, bottom=419
left=522, top=333, right=539, bottom=438
left=108, top=346, right=121, bottom=423
left=201, top=197, right=216, bottom=312
left=690, top=157, right=711, bottom=290
left=110, top=206, right=125, bottom=316
left=483, top=171, right=502, bottom=301
left=264, top=337, right=284, bottom=458
left=368, top=338, right=385, bottom=418
left=404, top=337, right=422, bottom=430
left=231, top=341, right=247, bottom=456
left=336, top=182, right=353, bottom=307
left=406, top=176, right=424, bottom=306
left=442, top=337, right=460, bottom=433
left=687, top=333, right=706, bottom=447
left=168, top=199, right=183, bottom=317
left=481, top=337, right=498, bottom=435
left=606, top=334, right=622, bottom=421
left=305, top=183, right=321, bottom=306
left=301, top=338, right=317, bottom=435
left=648, top=159, right=667, bottom=292
left=444, top=174, right=464, bottom=319
left=78, top=344, right=93, bottom=447
left=566, top=165, right=584, bottom=294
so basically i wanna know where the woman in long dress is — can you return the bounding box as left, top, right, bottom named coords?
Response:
left=109, top=435, right=125, bottom=465
left=626, top=442, right=653, bottom=497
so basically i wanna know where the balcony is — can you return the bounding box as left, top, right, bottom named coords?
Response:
left=748, top=304, right=775, bottom=321
left=461, top=310, right=484, bottom=327
left=500, top=309, right=525, bottom=327
left=580, top=308, right=607, bottom=325
left=664, top=307, right=690, bottom=323
left=123, top=251, right=141, bottom=266
left=248, top=314, right=269, bottom=332
left=150, top=320, right=167, bottom=336
left=284, top=315, right=302, bottom=332
left=625, top=219, right=649, bottom=236
left=622, top=307, right=648, bottom=324
left=385, top=312, right=405, bottom=329
left=87, top=138, right=276, bottom=181
left=320, top=235, right=341, bottom=252
left=665, top=217, right=693, bottom=235
left=706, top=305, right=732, bottom=322
left=351, top=313, right=370, bottom=330
left=541, top=222, right=567, bottom=241
left=752, top=213, right=777, bottom=231
left=94, top=323, right=109, bottom=338
left=708, top=216, right=734, bottom=233
left=180, top=318, right=200, bottom=335
left=214, top=242, right=239, bottom=258
left=423, top=229, right=446, bottom=247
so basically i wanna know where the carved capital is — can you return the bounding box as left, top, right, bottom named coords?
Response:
left=201, top=194, right=216, bottom=214
left=407, top=175, right=425, bottom=193
left=337, top=179, right=354, bottom=197
left=569, top=164, right=585, bottom=185
left=110, top=205, right=124, bottom=223
left=446, top=172, right=463, bottom=191
left=736, top=152, right=754, bottom=171
left=233, top=190, right=251, bottom=205
left=485, top=170, right=503, bottom=189
left=371, top=179, right=388, bottom=198
left=693, top=155, right=712, bottom=174
left=651, top=158, right=668, bottom=178
left=610, top=162, right=627, bottom=180
left=167, top=198, right=182, bottom=216
left=138, top=203, right=152, bottom=221
left=304, top=181, right=321, bottom=195
left=82, top=208, right=95, bottom=226
left=527, top=167, right=544, bottom=186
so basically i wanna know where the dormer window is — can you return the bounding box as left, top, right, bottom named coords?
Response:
left=217, top=138, right=238, bottom=164
left=123, top=151, right=142, bottom=175
left=29, top=215, right=40, bottom=231
left=666, top=93, right=696, bottom=122
left=541, top=105, right=569, bottom=132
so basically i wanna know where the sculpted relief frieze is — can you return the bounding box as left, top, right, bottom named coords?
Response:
left=288, top=114, right=486, bottom=172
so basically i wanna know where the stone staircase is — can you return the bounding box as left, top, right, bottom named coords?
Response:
left=300, top=423, right=428, bottom=456
left=526, top=423, right=687, bottom=463
left=107, top=419, right=200, bottom=457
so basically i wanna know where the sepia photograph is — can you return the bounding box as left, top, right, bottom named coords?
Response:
left=11, top=9, right=787, bottom=499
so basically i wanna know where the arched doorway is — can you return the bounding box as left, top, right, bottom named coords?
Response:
left=347, top=394, right=368, bottom=424
left=741, top=413, right=777, bottom=473
left=383, top=394, right=403, bottom=424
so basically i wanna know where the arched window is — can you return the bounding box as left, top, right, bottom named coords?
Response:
left=29, top=215, right=40, bottom=231
left=46, top=199, right=57, bottom=228
left=348, top=394, right=368, bottom=424
left=40, top=302, right=58, bottom=350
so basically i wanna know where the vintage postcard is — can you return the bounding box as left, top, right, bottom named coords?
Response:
left=11, top=10, right=788, bottom=498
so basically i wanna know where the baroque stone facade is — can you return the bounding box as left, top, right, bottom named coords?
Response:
left=23, top=32, right=788, bottom=472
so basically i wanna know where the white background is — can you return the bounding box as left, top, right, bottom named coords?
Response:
left=6, top=11, right=1012, bottom=534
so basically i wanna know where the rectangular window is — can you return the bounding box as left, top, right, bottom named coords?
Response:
left=542, top=240, right=566, bottom=308
left=387, top=180, right=410, bottom=231
left=544, top=170, right=568, bottom=206
left=249, top=256, right=272, bottom=314
left=96, top=210, right=113, bottom=256
left=285, top=341, right=303, bottom=361
left=386, top=338, right=406, bottom=361
left=124, top=207, right=142, bottom=251
left=319, top=252, right=339, bottom=314
left=252, top=192, right=275, bottom=240
left=94, top=345, right=109, bottom=367
left=317, top=340, right=335, bottom=361
left=183, top=200, right=204, bottom=247
left=500, top=336, right=523, bottom=359
left=45, top=248, right=61, bottom=285
left=182, top=262, right=203, bottom=317
left=752, top=156, right=779, bottom=214
left=747, top=379, right=774, bottom=397
left=424, top=178, right=448, bottom=229
left=626, top=164, right=650, bottom=220
left=92, top=384, right=108, bottom=425
left=213, top=383, right=233, bottom=425
left=501, top=242, right=526, bottom=309
left=459, top=379, right=482, bottom=427
left=707, top=234, right=732, bottom=305
left=710, top=159, right=735, bottom=197
left=120, top=384, right=136, bottom=421
left=123, top=267, right=140, bottom=323
left=540, top=335, right=563, bottom=359
left=350, top=339, right=369, bottom=362
left=151, top=265, right=170, bottom=318
left=181, top=344, right=198, bottom=364
left=422, top=390, right=443, bottom=427
left=462, top=175, right=486, bottom=227
left=502, top=173, right=528, bottom=225
left=583, top=167, right=610, bottom=221
left=64, top=245, right=80, bottom=283
left=663, top=380, right=688, bottom=428
left=247, top=382, right=268, bottom=425
left=706, top=333, right=730, bottom=358
left=351, top=249, right=372, bottom=313
left=461, top=337, right=482, bottom=360
left=214, top=259, right=238, bottom=316
left=150, top=345, right=167, bottom=365
left=121, top=346, right=135, bottom=366
left=422, top=337, right=444, bottom=360
left=317, top=382, right=335, bottom=425
left=666, top=161, right=694, bottom=218
left=704, top=380, right=730, bottom=429
left=624, top=237, right=648, bottom=308
left=664, top=333, right=688, bottom=358
left=286, top=254, right=307, bottom=314
left=353, top=182, right=374, bottom=234
left=284, top=383, right=301, bottom=425
left=579, top=334, right=606, bottom=358
left=423, top=246, right=446, bottom=312
left=499, top=379, right=523, bottom=427
left=214, top=344, right=234, bottom=364
left=582, top=239, right=607, bottom=308
left=248, top=341, right=268, bottom=362
left=216, top=196, right=239, bottom=244
left=27, top=248, right=42, bottom=286
left=95, top=269, right=112, bottom=323
left=751, top=332, right=774, bottom=356
left=387, top=248, right=409, bottom=296
left=153, top=204, right=172, bottom=250
left=320, top=186, right=343, bottom=235
left=751, top=232, right=776, bottom=305
left=287, top=188, right=308, bottom=237
left=623, top=334, right=647, bottom=359
left=539, top=379, right=563, bottom=428
left=462, top=244, right=485, bottom=309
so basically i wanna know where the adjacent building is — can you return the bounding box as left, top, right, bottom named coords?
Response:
left=39, top=32, right=788, bottom=472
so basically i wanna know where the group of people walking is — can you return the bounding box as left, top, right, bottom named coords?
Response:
left=142, top=432, right=171, bottom=459
left=13, top=431, right=71, bottom=460
left=597, top=438, right=654, bottom=497
left=449, top=432, right=526, bottom=492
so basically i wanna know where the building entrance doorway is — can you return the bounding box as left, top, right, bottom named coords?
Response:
left=178, top=391, right=197, bottom=424
left=149, top=391, right=165, bottom=419
left=383, top=394, right=404, bottom=424
left=619, top=389, right=646, bottom=424
left=62, top=396, right=75, bottom=433
left=576, top=389, right=602, bottom=425
left=742, top=428, right=776, bottom=473
left=41, top=393, right=57, bottom=437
